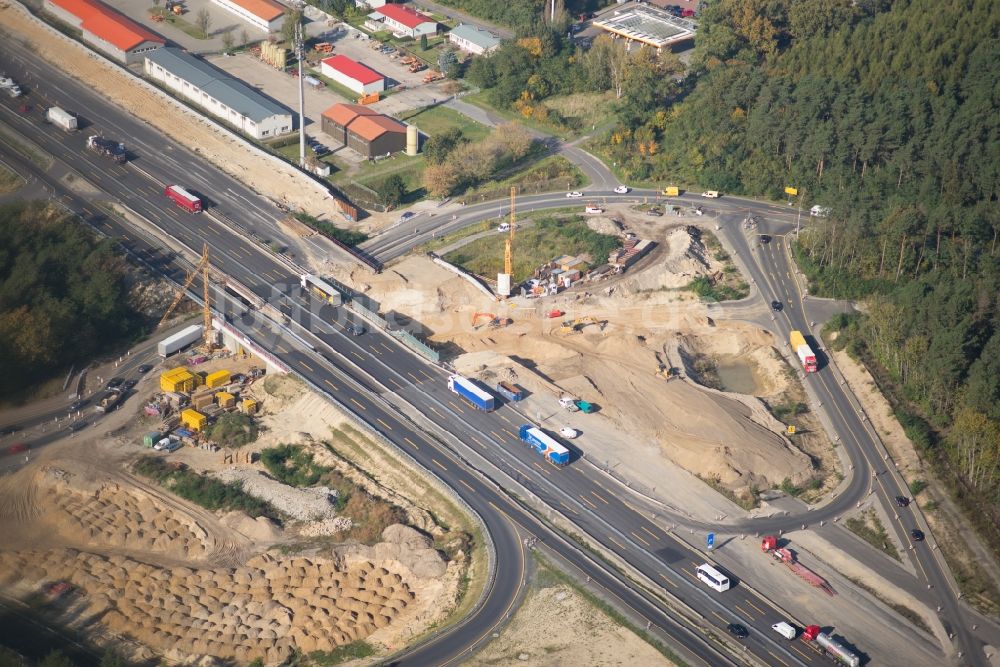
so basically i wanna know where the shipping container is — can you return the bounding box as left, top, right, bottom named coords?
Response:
left=216, top=391, right=235, bottom=408
left=790, top=330, right=818, bottom=372
left=142, top=431, right=162, bottom=447
left=46, top=106, right=77, bottom=131
left=160, top=367, right=198, bottom=393
left=158, top=325, right=203, bottom=357
left=180, top=408, right=207, bottom=431
left=205, top=370, right=231, bottom=388
left=447, top=375, right=495, bottom=411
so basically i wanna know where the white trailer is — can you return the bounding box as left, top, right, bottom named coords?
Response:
left=46, top=106, right=78, bottom=131
left=157, top=324, right=203, bottom=357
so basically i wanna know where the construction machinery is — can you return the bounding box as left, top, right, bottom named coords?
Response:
left=558, top=316, right=606, bottom=334
left=158, top=244, right=216, bottom=353
left=313, top=42, right=333, bottom=54
left=761, top=536, right=836, bottom=595
left=497, top=187, right=516, bottom=296
left=472, top=312, right=511, bottom=329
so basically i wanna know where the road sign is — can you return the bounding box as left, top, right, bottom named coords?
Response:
left=787, top=425, right=796, bottom=435
left=785, top=186, right=798, bottom=196
left=707, top=532, right=715, bottom=550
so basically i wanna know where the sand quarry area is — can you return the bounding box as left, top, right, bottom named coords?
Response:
left=336, top=216, right=828, bottom=505
left=0, top=371, right=466, bottom=665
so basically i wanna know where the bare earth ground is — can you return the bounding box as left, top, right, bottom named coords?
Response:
left=0, top=369, right=467, bottom=664
left=0, top=3, right=332, bottom=217
left=467, top=573, right=675, bottom=667
left=336, top=212, right=829, bottom=515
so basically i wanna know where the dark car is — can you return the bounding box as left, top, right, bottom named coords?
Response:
left=771, top=300, right=783, bottom=311
left=106, top=377, right=125, bottom=390
left=67, top=421, right=88, bottom=432
left=347, top=324, right=365, bottom=336
left=760, top=235, right=771, bottom=244
left=727, top=623, right=749, bottom=639
left=137, top=364, right=153, bottom=373
left=895, top=496, right=910, bottom=508
left=123, top=379, right=138, bottom=391
left=0, top=425, right=22, bottom=436
left=911, top=529, right=925, bottom=542
left=69, top=400, right=86, bottom=412
left=646, top=207, right=663, bottom=217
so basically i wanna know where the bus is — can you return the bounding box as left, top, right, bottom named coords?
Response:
left=696, top=563, right=730, bottom=592
left=300, top=274, right=342, bottom=307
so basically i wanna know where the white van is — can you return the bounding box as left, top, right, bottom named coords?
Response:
left=809, top=205, right=830, bottom=217
left=497, top=222, right=511, bottom=233
left=771, top=622, right=796, bottom=640
left=585, top=205, right=605, bottom=214
left=700, top=191, right=720, bottom=198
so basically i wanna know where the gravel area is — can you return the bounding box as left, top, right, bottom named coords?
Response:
left=214, top=467, right=337, bottom=521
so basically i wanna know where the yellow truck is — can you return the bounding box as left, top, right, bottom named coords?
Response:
left=662, top=186, right=680, bottom=197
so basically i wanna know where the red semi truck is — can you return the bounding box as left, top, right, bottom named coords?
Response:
left=790, top=330, right=817, bottom=372
left=164, top=185, right=202, bottom=213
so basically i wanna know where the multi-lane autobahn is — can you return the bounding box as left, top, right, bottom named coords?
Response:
left=2, top=47, right=995, bottom=666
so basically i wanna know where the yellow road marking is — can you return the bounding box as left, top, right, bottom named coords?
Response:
left=641, top=526, right=658, bottom=540
left=381, top=343, right=393, bottom=353
left=407, top=371, right=420, bottom=383
left=389, top=378, right=404, bottom=390
left=559, top=501, right=578, bottom=515
left=579, top=494, right=598, bottom=510
left=734, top=603, right=754, bottom=620
left=403, top=436, right=418, bottom=450
left=420, top=370, right=434, bottom=381
left=299, top=360, right=313, bottom=371
left=768, top=651, right=789, bottom=667
left=431, top=458, right=448, bottom=472
left=448, top=400, right=465, bottom=413
left=376, top=418, right=392, bottom=431
left=499, top=414, right=512, bottom=424
left=349, top=397, right=366, bottom=411
left=470, top=435, right=487, bottom=448
left=608, top=535, right=626, bottom=550
left=503, top=428, right=518, bottom=440
left=658, top=573, right=676, bottom=587
left=712, top=611, right=728, bottom=624
left=369, top=346, right=381, bottom=356
left=490, top=430, right=504, bottom=442
left=351, top=351, right=365, bottom=361
left=790, top=645, right=814, bottom=662
left=459, top=479, right=476, bottom=493
left=591, top=490, right=610, bottom=505
left=532, top=461, right=550, bottom=475
left=323, top=379, right=338, bottom=391
left=745, top=599, right=767, bottom=616
left=631, top=531, right=650, bottom=548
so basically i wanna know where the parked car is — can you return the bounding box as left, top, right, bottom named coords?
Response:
left=106, top=377, right=124, bottom=390
left=700, top=191, right=720, bottom=198
left=67, top=421, right=88, bottom=432
left=613, top=185, right=630, bottom=194
left=137, top=364, right=153, bottom=373
left=559, top=427, right=579, bottom=439
left=565, top=191, right=583, bottom=198
left=123, top=379, right=138, bottom=391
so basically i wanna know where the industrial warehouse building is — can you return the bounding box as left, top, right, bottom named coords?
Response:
left=43, top=0, right=165, bottom=64
left=593, top=5, right=696, bottom=50
left=367, top=4, right=437, bottom=39
left=448, top=24, right=502, bottom=55
left=320, top=55, right=385, bottom=95
left=144, top=48, right=293, bottom=140
left=210, top=0, right=285, bottom=32
left=321, top=103, right=408, bottom=158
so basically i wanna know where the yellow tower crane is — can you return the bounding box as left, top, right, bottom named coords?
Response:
left=158, top=243, right=215, bottom=351
left=497, top=186, right=516, bottom=297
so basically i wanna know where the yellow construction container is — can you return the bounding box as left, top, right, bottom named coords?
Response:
left=241, top=399, right=258, bottom=415
left=160, top=367, right=198, bottom=393
left=180, top=409, right=207, bottom=432
left=205, top=370, right=231, bottom=388
left=216, top=391, right=236, bottom=409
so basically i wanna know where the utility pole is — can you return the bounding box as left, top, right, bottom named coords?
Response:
left=295, top=20, right=306, bottom=169
left=550, top=0, right=555, bottom=23
left=795, top=187, right=805, bottom=237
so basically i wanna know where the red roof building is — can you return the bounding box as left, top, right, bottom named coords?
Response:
left=321, top=103, right=408, bottom=158
left=370, top=4, right=437, bottom=38
left=212, top=0, right=286, bottom=32
left=44, top=0, right=164, bottom=64
left=320, top=55, right=385, bottom=95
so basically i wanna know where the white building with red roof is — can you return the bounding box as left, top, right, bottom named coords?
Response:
left=369, top=4, right=437, bottom=39
left=320, top=55, right=385, bottom=95
left=43, top=0, right=164, bottom=64
left=211, top=0, right=286, bottom=32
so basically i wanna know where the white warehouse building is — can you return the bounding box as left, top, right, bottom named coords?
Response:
left=144, top=48, right=292, bottom=140
left=211, top=0, right=285, bottom=32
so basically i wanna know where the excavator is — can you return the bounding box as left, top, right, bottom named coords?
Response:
left=472, top=312, right=512, bottom=329
left=558, top=316, right=606, bottom=334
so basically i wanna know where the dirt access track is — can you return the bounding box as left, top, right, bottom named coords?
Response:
left=336, top=209, right=832, bottom=513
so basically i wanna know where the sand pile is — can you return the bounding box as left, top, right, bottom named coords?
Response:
left=0, top=548, right=416, bottom=663
left=35, top=466, right=211, bottom=558
left=617, top=226, right=717, bottom=294
left=335, top=524, right=447, bottom=579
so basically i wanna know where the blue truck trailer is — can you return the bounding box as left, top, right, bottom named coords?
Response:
left=448, top=375, right=495, bottom=411
left=495, top=381, right=525, bottom=401
left=518, top=425, right=570, bottom=466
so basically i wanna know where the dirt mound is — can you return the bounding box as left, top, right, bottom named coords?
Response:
left=35, top=466, right=211, bottom=559
left=220, top=513, right=283, bottom=542
left=335, top=524, right=447, bottom=579
left=0, top=548, right=416, bottom=663
left=617, top=226, right=717, bottom=294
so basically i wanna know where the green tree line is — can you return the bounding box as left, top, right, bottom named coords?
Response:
left=608, top=0, right=1000, bottom=555
left=0, top=203, right=142, bottom=401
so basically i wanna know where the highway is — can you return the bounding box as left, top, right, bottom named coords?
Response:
left=2, top=49, right=994, bottom=666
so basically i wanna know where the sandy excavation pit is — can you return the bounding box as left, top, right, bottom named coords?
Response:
left=341, top=219, right=825, bottom=495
